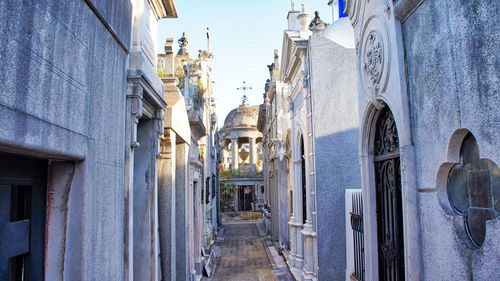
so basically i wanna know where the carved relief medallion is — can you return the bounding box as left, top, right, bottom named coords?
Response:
left=359, top=15, right=391, bottom=100
left=364, top=31, right=384, bottom=89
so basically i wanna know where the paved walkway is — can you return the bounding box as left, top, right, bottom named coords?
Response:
left=211, top=221, right=277, bottom=281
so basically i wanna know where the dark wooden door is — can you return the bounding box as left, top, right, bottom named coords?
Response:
left=0, top=152, right=46, bottom=281
left=374, top=107, right=405, bottom=281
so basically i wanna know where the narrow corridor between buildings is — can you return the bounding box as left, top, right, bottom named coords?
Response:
left=205, top=218, right=295, bottom=281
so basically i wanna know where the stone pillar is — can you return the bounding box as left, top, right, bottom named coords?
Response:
left=249, top=137, right=256, bottom=175
left=293, top=158, right=304, bottom=269
left=158, top=129, right=176, bottom=281
left=175, top=143, right=190, bottom=281
left=231, top=138, right=239, bottom=170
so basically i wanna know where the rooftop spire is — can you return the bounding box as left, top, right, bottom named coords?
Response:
left=237, top=81, right=252, bottom=106
left=291, top=0, right=295, bottom=11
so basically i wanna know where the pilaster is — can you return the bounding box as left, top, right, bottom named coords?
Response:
left=158, top=129, right=177, bottom=281
left=124, top=83, right=143, bottom=281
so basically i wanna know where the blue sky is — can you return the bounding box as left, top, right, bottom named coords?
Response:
left=157, top=1, right=333, bottom=125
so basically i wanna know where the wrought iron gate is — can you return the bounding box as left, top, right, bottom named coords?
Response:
left=374, top=107, right=405, bottom=281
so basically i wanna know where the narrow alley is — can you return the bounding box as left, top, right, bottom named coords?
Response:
left=0, top=0, right=498, bottom=281
left=205, top=216, right=295, bottom=281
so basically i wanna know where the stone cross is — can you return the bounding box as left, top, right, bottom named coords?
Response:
left=237, top=81, right=252, bottom=105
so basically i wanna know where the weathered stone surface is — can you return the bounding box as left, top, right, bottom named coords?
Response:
left=404, top=0, right=500, bottom=190
left=404, top=0, right=500, bottom=279
left=418, top=192, right=470, bottom=280
left=0, top=1, right=131, bottom=279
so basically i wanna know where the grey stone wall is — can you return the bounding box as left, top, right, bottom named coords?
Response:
left=403, top=0, right=500, bottom=279
left=0, top=0, right=132, bottom=279
left=309, top=34, right=360, bottom=281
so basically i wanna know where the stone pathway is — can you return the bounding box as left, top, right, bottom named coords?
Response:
left=206, top=221, right=294, bottom=281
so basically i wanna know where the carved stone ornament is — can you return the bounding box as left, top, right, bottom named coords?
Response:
left=384, top=0, right=391, bottom=18
left=359, top=16, right=391, bottom=100
left=364, top=31, right=384, bottom=89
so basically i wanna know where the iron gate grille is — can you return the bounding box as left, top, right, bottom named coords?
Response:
left=350, top=192, right=365, bottom=281
left=374, top=107, right=405, bottom=281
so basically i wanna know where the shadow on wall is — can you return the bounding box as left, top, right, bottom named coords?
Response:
left=314, top=127, right=361, bottom=281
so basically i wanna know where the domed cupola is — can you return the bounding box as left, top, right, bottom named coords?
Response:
left=223, top=104, right=259, bottom=129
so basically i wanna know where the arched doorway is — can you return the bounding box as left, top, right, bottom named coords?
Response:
left=373, top=106, right=404, bottom=280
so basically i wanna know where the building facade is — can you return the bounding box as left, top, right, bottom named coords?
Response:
left=219, top=101, right=265, bottom=213
left=0, top=1, right=177, bottom=280
left=261, top=0, right=499, bottom=281
left=345, top=0, right=500, bottom=280
left=157, top=31, right=220, bottom=280
left=259, top=2, right=360, bottom=280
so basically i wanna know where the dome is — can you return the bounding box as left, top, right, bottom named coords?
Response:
left=321, top=18, right=355, bottom=49
left=223, top=105, right=259, bottom=128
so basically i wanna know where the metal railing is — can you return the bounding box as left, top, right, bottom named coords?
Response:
left=349, top=191, right=365, bottom=281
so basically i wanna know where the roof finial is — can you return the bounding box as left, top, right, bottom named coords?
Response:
left=301, top=3, right=306, bottom=13
left=291, top=0, right=295, bottom=11
left=309, top=11, right=328, bottom=32
left=237, top=81, right=252, bottom=106
left=206, top=27, right=210, bottom=52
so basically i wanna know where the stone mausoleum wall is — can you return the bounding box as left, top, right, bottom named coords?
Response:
left=403, top=0, right=500, bottom=279
left=309, top=33, right=360, bottom=280
left=0, top=0, right=132, bottom=279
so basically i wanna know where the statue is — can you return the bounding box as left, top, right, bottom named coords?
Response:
left=178, top=32, right=188, bottom=48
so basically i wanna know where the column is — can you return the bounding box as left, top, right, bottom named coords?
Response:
left=175, top=143, right=189, bottom=281
left=158, top=129, right=176, bottom=281
left=249, top=137, right=256, bottom=175
left=231, top=138, right=239, bottom=170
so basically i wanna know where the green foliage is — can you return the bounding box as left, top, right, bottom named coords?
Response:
left=220, top=182, right=236, bottom=198
left=220, top=168, right=259, bottom=179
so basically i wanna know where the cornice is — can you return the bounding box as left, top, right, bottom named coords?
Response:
left=149, top=0, right=178, bottom=20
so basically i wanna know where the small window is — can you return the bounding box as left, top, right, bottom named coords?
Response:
left=447, top=133, right=499, bottom=247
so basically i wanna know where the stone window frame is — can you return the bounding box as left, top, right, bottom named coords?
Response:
left=437, top=129, right=499, bottom=248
